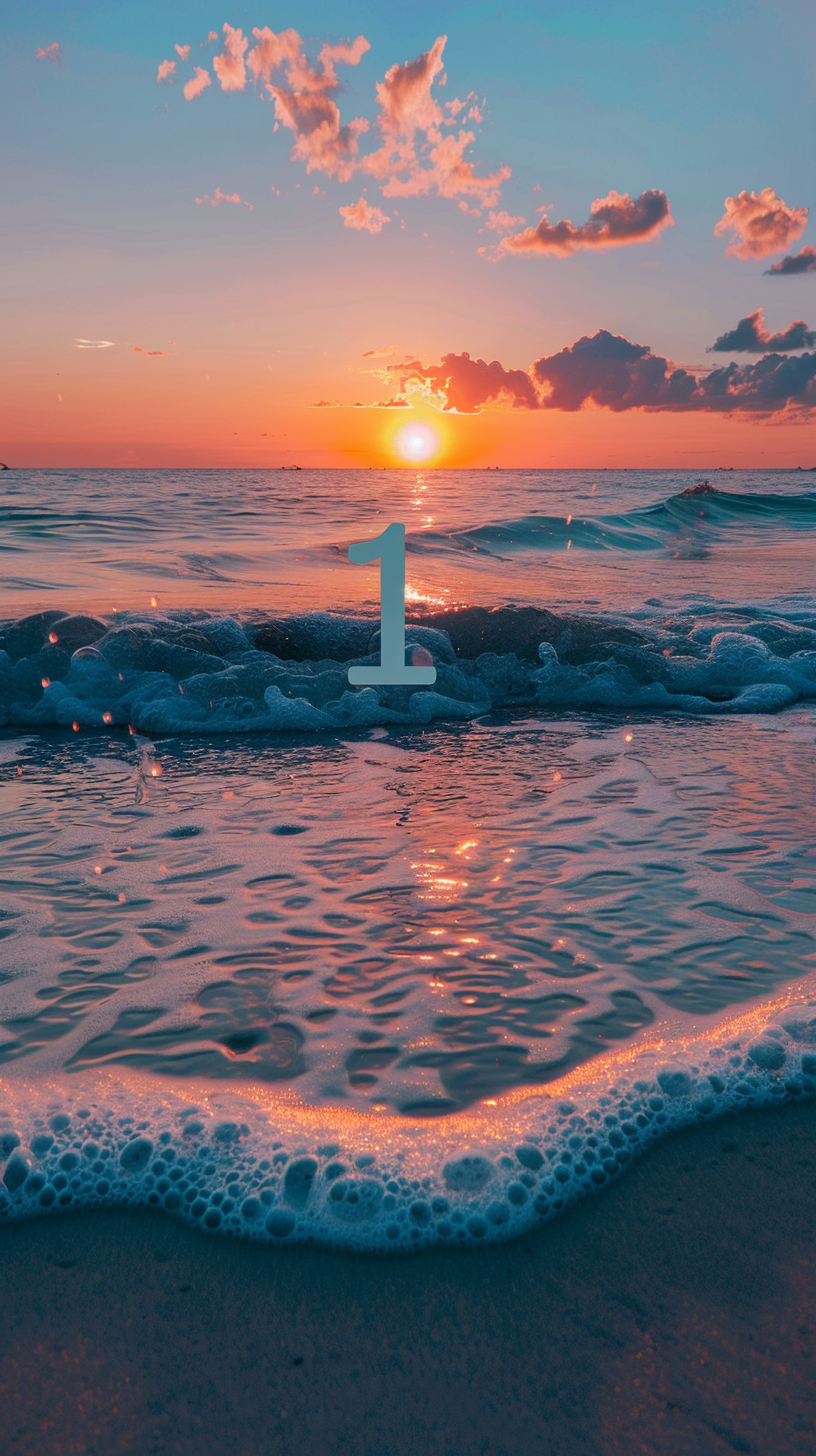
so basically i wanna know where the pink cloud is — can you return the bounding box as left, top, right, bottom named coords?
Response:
left=339, top=197, right=391, bottom=233
left=174, top=29, right=509, bottom=218
left=485, top=209, right=526, bottom=234
left=389, top=352, right=539, bottom=412
left=183, top=67, right=211, bottom=101
left=247, top=27, right=371, bottom=181
left=157, top=59, right=176, bottom=84
left=362, top=345, right=399, bottom=357
left=36, top=42, right=61, bottom=63
left=487, top=189, right=673, bottom=259
left=363, top=36, right=509, bottom=209
left=318, top=35, right=371, bottom=83
left=246, top=26, right=302, bottom=84
left=195, top=187, right=253, bottom=209
left=388, top=331, right=816, bottom=416
left=175, top=44, right=191, bottom=62
left=272, top=90, right=369, bottom=181
left=213, top=23, right=248, bottom=92
left=715, top=188, right=809, bottom=260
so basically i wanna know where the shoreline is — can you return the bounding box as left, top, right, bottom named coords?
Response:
left=1, top=1096, right=814, bottom=1455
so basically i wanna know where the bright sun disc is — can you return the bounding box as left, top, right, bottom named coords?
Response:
left=394, top=421, right=439, bottom=462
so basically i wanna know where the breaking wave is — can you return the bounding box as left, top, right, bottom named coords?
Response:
left=2, top=596, right=816, bottom=734
left=407, top=484, right=816, bottom=558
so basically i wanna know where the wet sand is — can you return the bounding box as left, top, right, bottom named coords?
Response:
left=1, top=1097, right=814, bottom=1456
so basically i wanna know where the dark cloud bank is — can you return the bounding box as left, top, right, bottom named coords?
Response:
left=709, top=309, right=816, bottom=354
left=389, top=330, right=816, bottom=415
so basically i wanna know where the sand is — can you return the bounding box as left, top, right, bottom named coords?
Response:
left=1, top=1097, right=814, bottom=1456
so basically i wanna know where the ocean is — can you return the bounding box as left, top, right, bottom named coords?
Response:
left=1, top=466, right=815, bottom=1249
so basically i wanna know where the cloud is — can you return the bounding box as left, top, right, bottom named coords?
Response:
left=175, top=28, right=512, bottom=222
left=213, top=23, right=248, bottom=91
left=714, top=188, right=808, bottom=260
left=765, top=246, right=816, bottom=276
left=183, top=67, right=211, bottom=101
left=157, top=59, right=176, bottom=84
left=388, top=330, right=816, bottom=416
left=271, top=89, right=369, bottom=182
left=312, top=396, right=410, bottom=408
left=362, top=345, right=399, bottom=357
left=486, top=189, right=673, bottom=258
left=389, top=352, right=539, bottom=412
left=248, top=27, right=371, bottom=182
left=175, top=44, right=191, bottom=62
left=246, top=26, right=303, bottom=84
left=36, top=42, right=61, bottom=63
left=133, top=348, right=166, bottom=356
left=363, top=36, right=510, bottom=207
left=339, top=196, right=391, bottom=233
left=485, top=209, right=527, bottom=233
left=709, top=308, right=816, bottom=354
left=75, top=339, right=114, bottom=349
left=195, top=187, right=253, bottom=209
left=318, top=35, right=371, bottom=82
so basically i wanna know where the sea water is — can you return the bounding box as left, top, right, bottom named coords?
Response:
left=0, top=468, right=814, bottom=1249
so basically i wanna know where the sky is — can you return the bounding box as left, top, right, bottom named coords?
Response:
left=2, top=0, right=815, bottom=468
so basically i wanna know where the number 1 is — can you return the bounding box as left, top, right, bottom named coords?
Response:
left=347, top=523, right=436, bottom=686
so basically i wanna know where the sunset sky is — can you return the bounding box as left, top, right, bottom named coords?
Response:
left=2, top=0, right=815, bottom=468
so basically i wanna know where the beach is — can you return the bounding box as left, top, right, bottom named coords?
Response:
left=2, top=1095, right=814, bottom=1456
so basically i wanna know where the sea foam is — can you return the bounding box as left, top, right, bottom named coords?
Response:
left=1, top=998, right=814, bottom=1251
left=2, top=602, right=815, bottom=735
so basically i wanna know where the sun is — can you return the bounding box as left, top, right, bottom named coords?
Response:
left=394, top=420, right=439, bottom=463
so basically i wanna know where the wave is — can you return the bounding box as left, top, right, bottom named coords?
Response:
left=0, top=996, right=814, bottom=1250
left=2, top=600, right=816, bottom=734
left=407, top=484, right=816, bottom=558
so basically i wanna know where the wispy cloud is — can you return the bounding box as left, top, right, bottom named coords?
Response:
left=715, top=188, right=808, bottom=260
left=36, top=42, right=61, bottom=63
left=387, top=330, right=816, bottom=416
left=485, top=189, right=673, bottom=259
left=157, top=59, right=176, bottom=84
left=484, top=209, right=527, bottom=234
left=362, top=345, right=399, bottom=357
left=195, top=187, right=253, bottom=209
left=311, top=396, right=410, bottom=408
left=709, top=308, right=816, bottom=354
left=75, top=339, right=114, bottom=349
left=183, top=67, right=212, bottom=101
left=133, top=348, right=166, bottom=356
left=765, top=246, right=816, bottom=276
left=339, top=196, right=391, bottom=233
